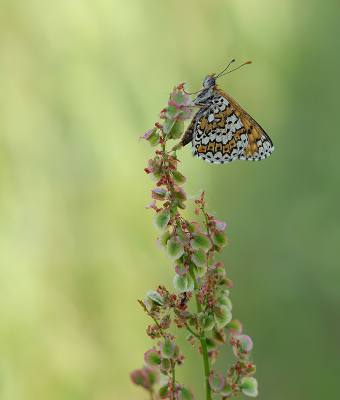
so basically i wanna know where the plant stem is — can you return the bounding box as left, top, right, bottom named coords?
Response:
left=171, top=359, right=175, bottom=398
left=184, top=324, right=200, bottom=339
left=195, top=294, right=211, bottom=400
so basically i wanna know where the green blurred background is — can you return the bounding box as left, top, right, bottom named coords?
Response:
left=1, top=0, right=339, bottom=399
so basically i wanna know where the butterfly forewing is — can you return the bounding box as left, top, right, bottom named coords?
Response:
left=180, top=77, right=274, bottom=164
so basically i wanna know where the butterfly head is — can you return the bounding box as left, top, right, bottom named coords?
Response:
left=202, top=73, right=217, bottom=88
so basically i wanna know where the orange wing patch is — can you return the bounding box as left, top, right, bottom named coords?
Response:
left=215, top=143, right=222, bottom=152
left=200, top=118, right=207, bottom=131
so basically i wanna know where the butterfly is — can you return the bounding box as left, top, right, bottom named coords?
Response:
left=180, top=61, right=274, bottom=164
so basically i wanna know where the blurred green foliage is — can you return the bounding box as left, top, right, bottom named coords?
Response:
left=0, top=0, right=339, bottom=399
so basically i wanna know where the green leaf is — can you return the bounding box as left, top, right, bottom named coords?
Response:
left=178, top=386, right=197, bottom=400
left=161, top=339, right=175, bottom=358
left=186, top=272, right=195, bottom=292
left=218, top=295, right=232, bottom=310
left=153, top=209, right=170, bottom=231
left=158, top=385, right=169, bottom=398
left=147, top=290, right=164, bottom=305
left=191, top=249, right=207, bottom=268
left=214, top=305, right=232, bottom=330
left=149, top=132, right=160, bottom=146
left=144, top=349, right=161, bottom=367
left=240, top=377, right=258, bottom=397
left=163, top=118, right=175, bottom=134
left=166, top=237, right=184, bottom=259
left=203, top=314, right=215, bottom=331
left=190, top=233, right=212, bottom=253
left=146, top=370, right=158, bottom=385
left=206, top=337, right=218, bottom=352
left=220, top=383, right=232, bottom=396
left=211, top=231, right=228, bottom=247
left=171, top=170, right=186, bottom=184
left=173, top=274, right=188, bottom=292
left=197, top=312, right=205, bottom=328
left=169, top=120, right=184, bottom=139
left=157, top=230, right=171, bottom=250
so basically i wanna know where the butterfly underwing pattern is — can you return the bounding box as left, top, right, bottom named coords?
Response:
left=180, top=73, right=274, bottom=164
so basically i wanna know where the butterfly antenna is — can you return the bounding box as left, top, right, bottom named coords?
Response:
left=217, top=61, right=252, bottom=78
left=216, top=59, right=236, bottom=78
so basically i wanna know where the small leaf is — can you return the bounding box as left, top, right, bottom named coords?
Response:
left=190, top=233, right=212, bottom=253
left=173, top=274, right=188, bottom=292
left=208, top=256, right=215, bottom=269
left=218, top=295, right=232, bottom=310
left=160, top=339, right=175, bottom=359
left=197, top=312, right=205, bottom=328
left=176, top=230, right=189, bottom=244
left=233, top=334, right=253, bottom=356
left=169, top=120, right=184, bottom=139
left=130, top=370, right=147, bottom=387
left=209, top=373, right=225, bottom=392
left=177, top=201, right=186, bottom=210
left=171, top=170, right=186, bottom=184
left=166, top=101, right=180, bottom=119
left=186, top=272, right=195, bottom=292
left=214, top=305, right=232, bottom=330
left=174, top=187, right=187, bottom=202
left=219, top=277, right=233, bottom=288
left=203, top=314, right=215, bottom=331
left=166, top=237, right=184, bottom=259
left=144, top=349, right=161, bottom=367
left=171, top=90, right=189, bottom=106
left=180, top=310, right=192, bottom=319
left=156, top=231, right=171, bottom=250
left=173, top=344, right=182, bottom=360
left=191, top=249, right=207, bottom=268
left=149, top=132, right=161, bottom=147
left=213, top=328, right=226, bottom=344
left=163, top=118, right=175, bottom=134
left=153, top=209, right=170, bottom=231
left=220, top=382, right=232, bottom=396
left=178, top=106, right=191, bottom=120
left=178, top=386, right=197, bottom=400
left=215, top=262, right=226, bottom=276
left=152, top=188, right=167, bottom=200
left=146, top=369, right=159, bottom=385
left=158, top=385, right=169, bottom=399
left=188, top=222, right=201, bottom=233
left=147, top=290, right=164, bottom=305
left=174, top=262, right=189, bottom=276
left=206, top=337, right=218, bottom=352
left=195, top=264, right=207, bottom=278
left=240, top=377, right=258, bottom=397
left=211, top=231, right=229, bottom=247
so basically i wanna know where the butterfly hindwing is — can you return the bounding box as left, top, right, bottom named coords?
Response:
left=192, top=93, right=248, bottom=164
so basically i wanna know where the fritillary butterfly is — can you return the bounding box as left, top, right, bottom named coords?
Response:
left=180, top=61, right=274, bottom=164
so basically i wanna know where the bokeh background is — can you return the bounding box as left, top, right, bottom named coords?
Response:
left=1, top=0, right=339, bottom=399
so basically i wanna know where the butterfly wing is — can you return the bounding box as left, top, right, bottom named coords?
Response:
left=180, top=88, right=274, bottom=164
left=220, top=90, right=274, bottom=161
left=190, top=92, right=249, bottom=164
